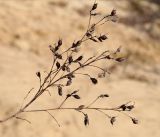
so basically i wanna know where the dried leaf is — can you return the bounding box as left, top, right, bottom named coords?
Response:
left=74, top=56, right=83, bottom=62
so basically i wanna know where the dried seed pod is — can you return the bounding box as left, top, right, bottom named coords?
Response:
left=127, top=105, right=134, bottom=111
left=76, top=105, right=85, bottom=111
left=115, top=57, right=126, bottom=62
left=110, top=117, right=116, bottom=125
left=61, top=65, right=66, bottom=71
left=58, top=39, right=62, bottom=46
left=119, top=104, right=127, bottom=111
left=55, top=53, right=62, bottom=59
left=68, top=56, right=73, bottom=64
left=74, top=56, right=83, bottom=62
left=92, top=3, right=97, bottom=11
left=66, top=66, right=70, bottom=72
left=72, top=94, right=81, bottom=99
left=66, top=79, right=72, bottom=86
left=71, top=90, right=79, bottom=95
left=131, top=118, right=138, bottom=124
left=98, top=72, right=105, bottom=78
left=99, top=94, right=109, bottom=98
left=98, top=35, right=108, bottom=42
left=56, top=61, right=61, bottom=69
left=71, top=40, right=82, bottom=48
left=90, top=77, right=98, bottom=84
left=86, top=32, right=92, bottom=37
left=84, top=114, right=89, bottom=126
left=111, top=9, right=116, bottom=16
left=58, top=86, right=62, bottom=96
left=36, top=72, right=41, bottom=78
left=90, top=37, right=98, bottom=42
left=49, top=45, right=55, bottom=53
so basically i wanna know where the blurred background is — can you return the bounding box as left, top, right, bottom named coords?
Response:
left=0, top=0, right=160, bottom=137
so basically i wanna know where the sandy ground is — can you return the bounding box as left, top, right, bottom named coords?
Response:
left=0, top=0, right=160, bottom=137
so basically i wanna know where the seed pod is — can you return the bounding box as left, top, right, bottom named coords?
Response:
left=100, top=35, right=107, bottom=40
left=58, top=39, right=62, bottom=46
left=68, top=56, right=73, bottom=64
left=55, top=53, right=62, bottom=59
left=90, top=77, right=98, bottom=84
left=84, top=114, right=89, bottom=126
left=72, top=94, right=81, bottom=99
left=127, top=105, right=134, bottom=111
left=76, top=105, right=85, bottom=110
left=66, top=79, right=72, bottom=86
left=132, top=118, right=138, bottom=124
left=98, top=35, right=108, bottom=42
left=71, top=40, right=81, bottom=48
left=110, top=117, right=116, bottom=125
left=56, top=61, right=61, bottom=69
left=66, top=66, right=70, bottom=72
left=119, top=104, right=127, bottom=111
left=61, top=65, right=66, bottom=71
left=71, top=90, right=79, bottom=95
left=115, top=57, right=126, bottom=62
left=92, top=3, right=97, bottom=11
left=58, top=86, right=62, bottom=96
left=74, top=56, right=83, bottom=62
left=49, top=45, right=55, bottom=53
left=36, top=72, right=41, bottom=78
left=90, top=37, right=98, bottom=42
left=111, top=9, right=116, bottom=16
left=99, top=94, right=109, bottom=98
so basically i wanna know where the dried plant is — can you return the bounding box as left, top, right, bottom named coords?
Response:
left=0, top=1, right=138, bottom=127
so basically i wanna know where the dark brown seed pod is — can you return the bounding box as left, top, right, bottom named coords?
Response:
left=49, top=45, right=55, bottom=53
left=110, top=117, right=116, bottom=125
left=99, top=94, right=109, bottom=98
left=90, top=37, right=98, bottom=42
left=55, top=53, right=62, bottom=59
left=119, top=104, right=127, bottom=111
left=100, top=35, right=107, bottom=40
left=74, top=56, right=83, bottom=62
left=76, top=105, right=85, bottom=111
left=127, top=105, right=134, bottom=111
left=92, top=3, right=97, bottom=11
left=90, top=77, right=98, bottom=84
left=58, top=39, right=62, bottom=46
left=71, top=40, right=82, bottom=48
left=71, top=90, right=79, bottom=95
left=72, top=94, right=81, bottom=99
left=56, top=61, right=61, bottom=69
left=68, top=56, right=73, bottom=64
left=115, top=57, right=126, bottom=62
left=58, top=86, right=62, bottom=96
left=61, top=65, right=66, bottom=71
left=84, top=114, right=89, bottom=126
left=66, top=79, right=72, bottom=86
left=36, top=72, right=41, bottom=78
left=111, top=9, right=116, bottom=16
left=131, top=118, right=138, bottom=124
